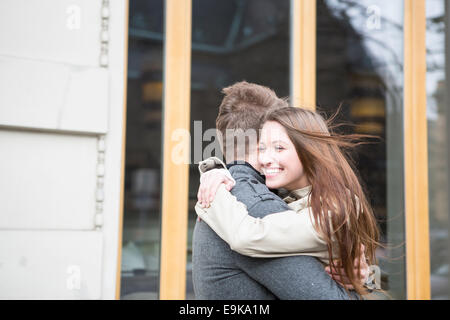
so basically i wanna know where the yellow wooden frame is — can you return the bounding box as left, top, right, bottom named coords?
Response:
left=404, top=0, right=430, bottom=300
left=115, top=0, right=129, bottom=300
left=290, top=0, right=316, bottom=110
left=159, top=0, right=192, bottom=300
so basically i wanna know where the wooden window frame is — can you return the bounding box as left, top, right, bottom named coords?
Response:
left=404, top=0, right=430, bottom=300
left=158, top=0, right=192, bottom=300
left=115, top=0, right=130, bottom=300
left=290, top=0, right=316, bottom=110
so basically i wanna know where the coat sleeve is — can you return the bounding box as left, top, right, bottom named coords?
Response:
left=195, top=184, right=328, bottom=259
left=197, top=156, right=235, bottom=185
left=198, top=156, right=227, bottom=174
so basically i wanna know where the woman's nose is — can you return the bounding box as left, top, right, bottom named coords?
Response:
left=259, top=151, right=272, bottom=166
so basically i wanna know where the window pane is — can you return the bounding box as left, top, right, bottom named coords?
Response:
left=317, top=0, right=406, bottom=299
left=426, top=0, right=450, bottom=300
left=188, top=0, right=290, bottom=299
left=120, top=0, right=164, bottom=300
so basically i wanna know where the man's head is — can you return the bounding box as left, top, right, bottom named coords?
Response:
left=215, top=81, right=287, bottom=169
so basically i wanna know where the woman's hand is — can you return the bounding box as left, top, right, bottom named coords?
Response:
left=325, top=244, right=370, bottom=290
left=197, top=169, right=235, bottom=208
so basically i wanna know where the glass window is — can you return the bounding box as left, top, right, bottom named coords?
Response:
left=188, top=0, right=291, bottom=299
left=120, top=0, right=164, bottom=300
left=316, top=0, right=406, bottom=299
left=426, top=0, right=450, bottom=300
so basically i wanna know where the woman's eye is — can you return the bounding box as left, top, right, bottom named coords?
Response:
left=275, top=146, right=284, bottom=151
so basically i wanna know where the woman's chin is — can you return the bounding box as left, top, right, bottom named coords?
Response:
left=265, top=180, right=284, bottom=190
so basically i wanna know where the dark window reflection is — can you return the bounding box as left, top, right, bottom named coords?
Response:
left=317, top=0, right=406, bottom=299
left=188, top=0, right=290, bottom=299
left=120, top=0, right=164, bottom=300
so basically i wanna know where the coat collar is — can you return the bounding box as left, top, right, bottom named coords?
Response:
left=283, top=185, right=312, bottom=208
left=226, top=161, right=265, bottom=183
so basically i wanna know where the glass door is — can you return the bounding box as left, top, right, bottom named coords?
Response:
left=316, top=0, right=406, bottom=299
left=188, top=0, right=291, bottom=299
left=120, top=0, right=164, bottom=300
left=426, top=0, right=450, bottom=300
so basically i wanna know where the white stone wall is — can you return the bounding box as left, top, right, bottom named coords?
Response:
left=0, top=0, right=128, bottom=299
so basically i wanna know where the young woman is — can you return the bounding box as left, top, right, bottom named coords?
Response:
left=195, top=107, right=382, bottom=297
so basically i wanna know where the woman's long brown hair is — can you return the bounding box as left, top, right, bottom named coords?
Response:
left=263, top=106, right=381, bottom=297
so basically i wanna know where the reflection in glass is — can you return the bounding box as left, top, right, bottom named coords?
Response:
left=188, top=0, right=290, bottom=299
left=317, top=0, right=406, bottom=298
left=120, top=0, right=164, bottom=300
left=426, top=0, right=450, bottom=300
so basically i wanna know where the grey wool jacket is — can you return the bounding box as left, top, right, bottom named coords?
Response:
left=192, top=161, right=359, bottom=300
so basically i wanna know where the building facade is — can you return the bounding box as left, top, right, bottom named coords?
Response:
left=0, top=0, right=448, bottom=300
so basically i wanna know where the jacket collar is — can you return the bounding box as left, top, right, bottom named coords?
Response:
left=283, top=185, right=312, bottom=204
left=226, top=161, right=265, bottom=183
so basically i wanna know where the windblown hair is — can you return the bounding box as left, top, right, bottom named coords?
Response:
left=216, top=81, right=287, bottom=161
left=263, top=106, right=381, bottom=297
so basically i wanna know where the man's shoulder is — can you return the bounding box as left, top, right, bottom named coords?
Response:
left=228, top=177, right=291, bottom=218
left=228, top=164, right=266, bottom=191
left=228, top=163, right=259, bottom=178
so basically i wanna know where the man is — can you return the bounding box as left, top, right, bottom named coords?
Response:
left=192, top=81, right=366, bottom=299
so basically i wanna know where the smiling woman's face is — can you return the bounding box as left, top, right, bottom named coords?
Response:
left=258, top=121, right=309, bottom=191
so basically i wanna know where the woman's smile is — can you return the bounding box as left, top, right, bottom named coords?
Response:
left=261, top=167, right=284, bottom=178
